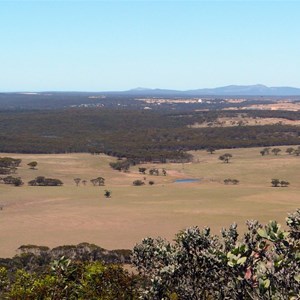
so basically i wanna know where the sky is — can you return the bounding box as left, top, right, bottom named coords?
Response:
left=0, top=0, right=300, bottom=91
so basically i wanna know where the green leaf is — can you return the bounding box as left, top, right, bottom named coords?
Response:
left=237, top=256, right=247, bottom=265
left=257, top=228, right=268, bottom=239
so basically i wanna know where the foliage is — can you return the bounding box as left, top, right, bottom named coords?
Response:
left=0, top=259, right=138, bottom=299
left=132, top=209, right=300, bottom=299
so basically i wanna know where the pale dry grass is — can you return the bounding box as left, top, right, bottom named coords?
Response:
left=0, top=148, right=299, bottom=257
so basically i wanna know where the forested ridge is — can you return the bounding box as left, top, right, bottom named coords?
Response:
left=1, top=109, right=300, bottom=161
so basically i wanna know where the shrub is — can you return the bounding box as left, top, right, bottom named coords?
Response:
left=132, top=209, right=300, bottom=299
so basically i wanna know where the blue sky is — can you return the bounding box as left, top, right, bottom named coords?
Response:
left=1, top=0, right=300, bottom=91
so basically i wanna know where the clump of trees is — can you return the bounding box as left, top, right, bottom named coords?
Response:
left=271, top=179, right=290, bottom=187
left=132, top=209, right=300, bottom=299
left=224, top=178, right=239, bottom=185
left=109, top=160, right=131, bottom=172
left=149, top=168, right=159, bottom=176
left=0, top=176, right=23, bottom=186
left=28, top=176, right=63, bottom=186
left=0, top=157, right=21, bottom=175
left=219, top=153, right=232, bottom=163
left=90, top=177, right=105, bottom=186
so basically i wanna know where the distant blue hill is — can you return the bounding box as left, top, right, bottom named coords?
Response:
left=126, top=84, right=300, bottom=96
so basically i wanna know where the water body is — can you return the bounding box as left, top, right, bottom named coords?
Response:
left=174, top=178, right=200, bottom=183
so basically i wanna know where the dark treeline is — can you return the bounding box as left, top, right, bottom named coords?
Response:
left=1, top=109, right=300, bottom=161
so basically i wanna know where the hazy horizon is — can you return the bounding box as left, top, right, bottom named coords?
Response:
left=1, top=1, right=300, bottom=92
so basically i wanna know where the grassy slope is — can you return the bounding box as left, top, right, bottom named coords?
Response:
left=0, top=147, right=299, bottom=257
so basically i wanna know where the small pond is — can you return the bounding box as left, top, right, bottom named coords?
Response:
left=174, top=178, right=200, bottom=183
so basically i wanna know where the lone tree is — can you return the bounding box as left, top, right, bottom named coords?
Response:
left=219, top=153, right=232, bottom=163
left=271, top=148, right=281, bottom=156
left=74, top=178, right=81, bottom=186
left=104, top=190, right=111, bottom=198
left=27, top=161, right=38, bottom=170
left=206, top=147, right=216, bottom=154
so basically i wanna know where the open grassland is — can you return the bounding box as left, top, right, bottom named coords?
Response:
left=0, top=147, right=299, bottom=257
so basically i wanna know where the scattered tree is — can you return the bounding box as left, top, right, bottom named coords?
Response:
left=206, top=147, right=216, bottom=154
left=74, top=178, right=81, bottom=186
left=271, top=178, right=280, bottom=187
left=27, top=161, right=38, bottom=170
left=271, top=148, right=281, bottom=156
left=294, top=149, right=300, bottom=156
left=138, top=167, right=147, bottom=175
left=280, top=180, right=290, bottom=187
left=104, top=190, right=111, bottom=198
left=133, top=180, right=145, bottom=186
left=286, top=147, right=295, bottom=155
left=82, top=180, right=87, bottom=186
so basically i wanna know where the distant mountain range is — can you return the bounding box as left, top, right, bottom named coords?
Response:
left=125, top=84, right=300, bottom=96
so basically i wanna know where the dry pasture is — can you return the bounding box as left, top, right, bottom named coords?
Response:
left=0, top=147, right=299, bottom=257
